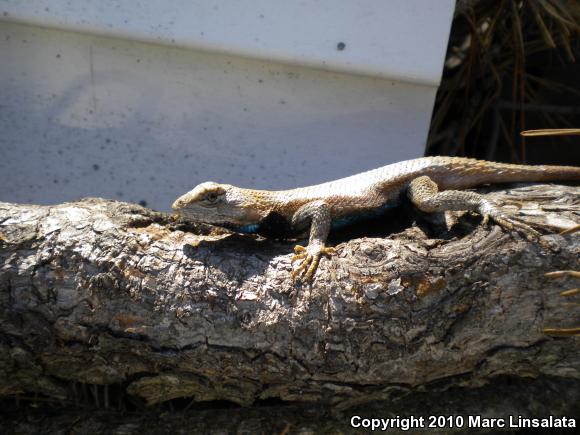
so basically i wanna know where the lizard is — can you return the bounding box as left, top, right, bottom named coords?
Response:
left=172, top=156, right=580, bottom=282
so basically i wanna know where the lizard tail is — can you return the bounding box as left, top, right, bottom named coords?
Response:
left=434, top=157, right=580, bottom=190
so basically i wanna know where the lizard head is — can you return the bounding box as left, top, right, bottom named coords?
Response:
left=172, top=182, right=271, bottom=228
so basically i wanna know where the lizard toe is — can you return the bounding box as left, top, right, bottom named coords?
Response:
left=481, top=213, right=490, bottom=226
left=291, top=255, right=312, bottom=281
left=291, top=252, right=307, bottom=264
left=290, top=243, right=336, bottom=282
left=304, top=255, right=322, bottom=282
left=320, top=246, right=337, bottom=256
left=294, top=245, right=307, bottom=254
left=490, top=212, right=542, bottom=242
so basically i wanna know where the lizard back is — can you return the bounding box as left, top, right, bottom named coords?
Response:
left=268, top=156, right=580, bottom=219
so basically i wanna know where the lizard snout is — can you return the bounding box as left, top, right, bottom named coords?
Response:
left=171, top=197, right=186, bottom=211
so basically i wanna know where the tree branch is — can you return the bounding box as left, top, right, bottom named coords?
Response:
left=1, top=184, right=579, bottom=413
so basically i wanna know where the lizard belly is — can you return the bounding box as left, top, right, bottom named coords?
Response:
left=237, top=203, right=400, bottom=238
left=242, top=211, right=294, bottom=238
left=330, top=199, right=400, bottom=231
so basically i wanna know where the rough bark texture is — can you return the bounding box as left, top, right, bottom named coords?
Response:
left=1, top=184, right=579, bottom=432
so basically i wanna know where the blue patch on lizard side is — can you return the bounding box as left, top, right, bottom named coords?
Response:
left=330, top=200, right=400, bottom=231
left=237, top=223, right=260, bottom=234
left=234, top=200, right=401, bottom=235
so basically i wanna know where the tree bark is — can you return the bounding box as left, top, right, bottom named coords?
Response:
left=0, top=184, right=579, bottom=424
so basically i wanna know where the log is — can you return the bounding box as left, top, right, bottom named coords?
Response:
left=1, top=184, right=579, bottom=427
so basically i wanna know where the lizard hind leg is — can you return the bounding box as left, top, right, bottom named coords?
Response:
left=407, top=175, right=541, bottom=241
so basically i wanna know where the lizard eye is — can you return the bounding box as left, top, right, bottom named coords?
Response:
left=205, top=192, right=219, bottom=203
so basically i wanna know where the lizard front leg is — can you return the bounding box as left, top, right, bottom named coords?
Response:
left=407, top=175, right=541, bottom=241
left=290, top=200, right=336, bottom=282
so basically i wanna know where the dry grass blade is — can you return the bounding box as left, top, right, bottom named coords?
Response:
left=543, top=327, right=580, bottom=336
left=538, top=0, right=577, bottom=27
left=427, top=0, right=579, bottom=159
left=559, top=224, right=580, bottom=235
left=545, top=271, right=580, bottom=279
left=510, top=0, right=525, bottom=55
left=530, top=1, right=557, bottom=48
left=555, top=19, right=576, bottom=61
left=547, top=0, right=580, bottom=27
left=526, top=74, right=580, bottom=98
left=521, top=128, right=580, bottom=136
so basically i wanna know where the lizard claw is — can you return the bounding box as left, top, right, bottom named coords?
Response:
left=291, top=244, right=336, bottom=282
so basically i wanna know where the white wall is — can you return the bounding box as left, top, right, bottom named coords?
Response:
left=1, top=0, right=454, bottom=85
left=0, top=22, right=440, bottom=210
left=0, top=1, right=454, bottom=211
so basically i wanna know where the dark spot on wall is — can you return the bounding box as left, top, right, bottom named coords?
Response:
left=92, top=164, right=100, bottom=171
left=56, top=53, right=61, bottom=59
left=337, top=42, right=346, bottom=51
left=139, top=200, right=148, bottom=207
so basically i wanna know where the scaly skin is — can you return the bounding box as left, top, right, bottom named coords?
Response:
left=172, top=157, right=580, bottom=282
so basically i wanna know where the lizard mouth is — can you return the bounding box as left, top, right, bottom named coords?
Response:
left=173, top=208, right=247, bottom=228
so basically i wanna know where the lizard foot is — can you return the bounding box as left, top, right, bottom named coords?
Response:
left=481, top=207, right=543, bottom=244
left=291, top=243, right=336, bottom=282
